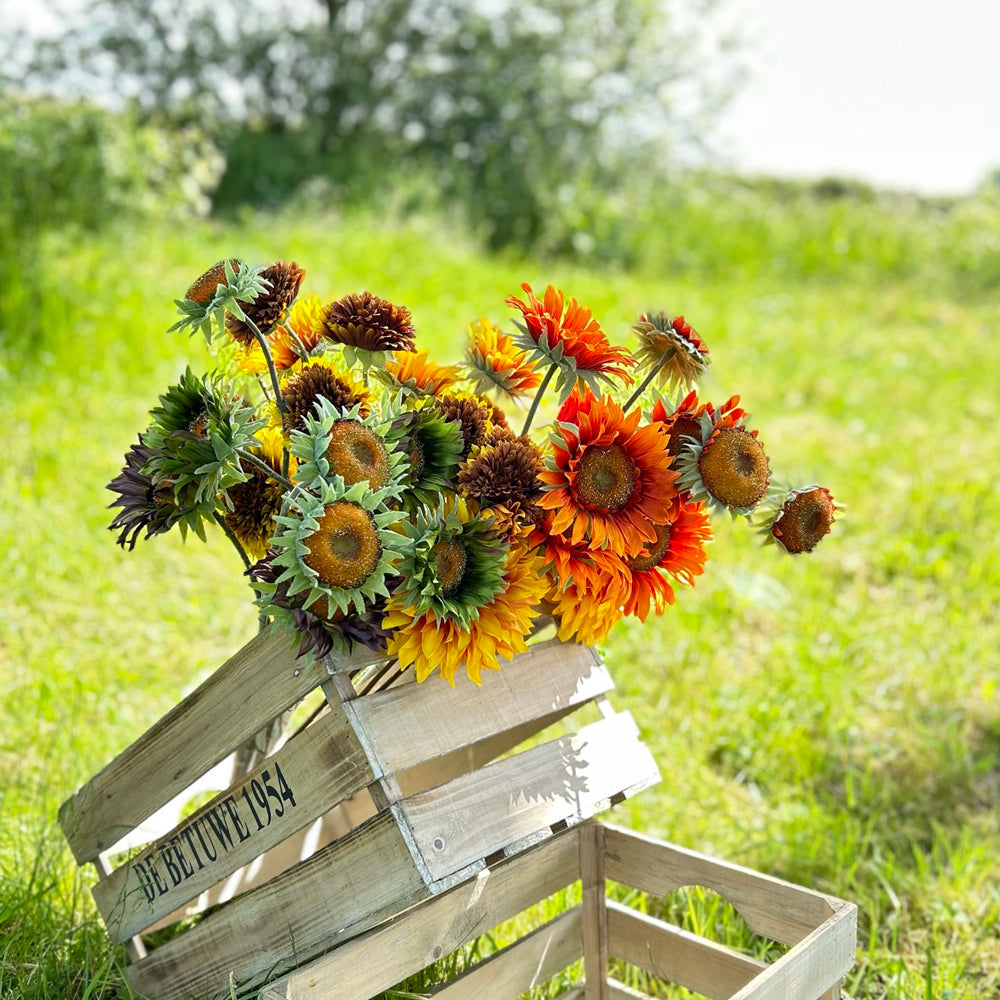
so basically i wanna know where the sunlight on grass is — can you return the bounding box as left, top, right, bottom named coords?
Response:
left=2, top=206, right=998, bottom=1000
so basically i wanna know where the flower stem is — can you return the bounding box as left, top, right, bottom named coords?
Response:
left=245, top=315, right=287, bottom=414
left=520, top=364, right=557, bottom=437
left=622, top=348, right=676, bottom=413
left=237, top=448, right=293, bottom=488
left=282, top=321, right=310, bottom=360
left=213, top=511, right=252, bottom=571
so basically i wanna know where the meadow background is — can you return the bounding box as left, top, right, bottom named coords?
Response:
left=2, top=2, right=1000, bottom=997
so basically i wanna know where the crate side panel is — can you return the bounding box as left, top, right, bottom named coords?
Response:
left=604, top=825, right=833, bottom=947
left=259, top=827, right=582, bottom=1000
left=60, top=631, right=331, bottom=864
left=401, top=712, right=659, bottom=883
left=606, top=901, right=765, bottom=1000
left=128, top=811, right=425, bottom=1000
left=428, top=904, right=582, bottom=999
left=93, top=705, right=374, bottom=942
left=729, top=903, right=858, bottom=1000
left=348, top=639, right=612, bottom=775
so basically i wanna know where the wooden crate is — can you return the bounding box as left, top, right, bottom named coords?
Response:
left=58, top=630, right=660, bottom=1000
left=259, top=821, right=858, bottom=1000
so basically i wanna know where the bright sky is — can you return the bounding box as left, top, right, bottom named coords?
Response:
left=717, top=0, right=1000, bottom=193
left=7, top=0, right=1000, bottom=194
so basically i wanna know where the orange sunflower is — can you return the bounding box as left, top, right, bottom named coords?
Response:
left=384, top=545, right=549, bottom=685
left=538, top=388, right=677, bottom=556
left=465, top=317, right=542, bottom=400
left=547, top=578, right=625, bottom=646
left=527, top=513, right=630, bottom=597
left=383, top=350, right=461, bottom=396
left=506, top=283, right=634, bottom=397
left=622, top=498, right=712, bottom=621
left=650, top=391, right=746, bottom=464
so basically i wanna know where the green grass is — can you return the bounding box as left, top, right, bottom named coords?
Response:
left=2, top=202, right=999, bottom=999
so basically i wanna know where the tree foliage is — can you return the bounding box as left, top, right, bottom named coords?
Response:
left=21, top=0, right=738, bottom=247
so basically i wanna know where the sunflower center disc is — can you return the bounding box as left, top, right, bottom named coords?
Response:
left=432, top=539, right=468, bottom=597
left=699, top=427, right=769, bottom=509
left=328, top=421, right=391, bottom=489
left=576, top=443, right=636, bottom=512
left=628, top=522, right=672, bottom=571
left=303, top=502, right=381, bottom=589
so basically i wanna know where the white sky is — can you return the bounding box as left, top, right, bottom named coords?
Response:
left=716, top=0, right=1000, bottom=193
left=7, top=0, right=1000, bottom=194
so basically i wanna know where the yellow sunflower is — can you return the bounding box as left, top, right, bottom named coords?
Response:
left=384, top=545, right=549, bottom=685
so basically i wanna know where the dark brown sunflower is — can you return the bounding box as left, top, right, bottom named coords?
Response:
left=457, top=436, right=544, bottom=511
left=223, top=461, right=285, bottom=560
left=226, top=261, right=306, bottom=347
left=698, top=426, right=770, bottom=510
left=435, top=394, right=495, bottom=458
left=321, top=291, right=416, bottom=353
left=186, top=260, right=240, bottom=305
left=282, top=364, right=369, bottom=435
left=771, top=487, right=837, bottom=554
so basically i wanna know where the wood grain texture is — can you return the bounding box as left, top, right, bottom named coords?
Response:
left=401, top=713, right=659, bottom=883
left=345, top=639, right=611, bottom=775
left=580, top=823, right=609, bottom=1000
left=60, top=631, right=330, bottom=864
left=603, top=824, right=834, bottom=947
left=606, top=900, right=765, bottom=1000
left=607, top=980, right=654, bottom=1000
left=128, top=811, right=425, bottom=1000
left=258, top=826, right=582, bottom=1000
left=427, top=905, right=582, bottom=1000
left=729, top=901, right=857, bottom=1000
left=93, top=706, right=372, bottom=942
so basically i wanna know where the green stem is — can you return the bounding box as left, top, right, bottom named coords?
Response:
left=622, top=348, right=676, bottom=413
left=236, top=448, right=293, bottom=488
left=213, top=511, right=252, bottom=571
left=281, top=321, right=310, bottom=360
left=245, top=315, right=287, bottom=414
left=520, top=364, right=558, bottom=437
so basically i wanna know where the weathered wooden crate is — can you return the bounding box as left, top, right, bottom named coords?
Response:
left=258, top=821, right=857, bottom=1000
left=58, top=629, right=660, bottom=1000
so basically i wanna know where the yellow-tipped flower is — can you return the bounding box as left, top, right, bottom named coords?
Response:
left=465, top=317, right=542, bottom=400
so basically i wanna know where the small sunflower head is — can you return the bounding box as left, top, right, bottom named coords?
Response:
left=395, top=405, right=465, bottom=509
left=107, top=438, right=190, bottom=549
left=267, top=478, right=406, bottom=618
left=392, top=497, right=509, bottom=630
left=764, top=485, right=838, bottom=554
left=282, top=361, right=370, bottom=436
left=186, top=260, right=241, bottom=305
left=676, top=411, right=771, bottom=518
left=465, top=316, right=542, bottom=400
left=290, top=394, right=408, bottom=501
left=321, top=291, right=416, bottom=365
left=171, top=259, right=270, bottom=343
left=226, top=260, right=306, bottom=347
left=223, top=458, right=286, bottom=560
left=435, top=391, right=503, bottom=459
left=377, top=350, right=461, bottom=396
left=633, top=312, right=710, bottom=393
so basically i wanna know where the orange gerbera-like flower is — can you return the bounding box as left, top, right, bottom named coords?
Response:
left=506, top=283, right=634, bottom=397
left=548, top=579, right=625, bottom=646
left=538, top=388, right=677, bottom=556
left=622, top=498, right=712, bottom=621
left=465, top=317, right=542, bottom=399
left=527, top=513, right=630, bottom=597
left=384, top=545, right=549, bottom=685
left=383, top=350, right=461, bottom=396
left=237, top=294, right=326, bottom=374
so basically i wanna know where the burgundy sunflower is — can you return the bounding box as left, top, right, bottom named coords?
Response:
left=321, top=291, right=416, bottom=355
left=538, top=388, right=677, bottom=556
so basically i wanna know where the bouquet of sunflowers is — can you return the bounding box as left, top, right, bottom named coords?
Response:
left=108, top=259, right=837, bottom=685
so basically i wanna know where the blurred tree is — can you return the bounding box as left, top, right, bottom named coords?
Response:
left=19, top=0, right=740, bottom=248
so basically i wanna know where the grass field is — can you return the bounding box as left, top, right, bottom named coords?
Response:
left=1, top=201, right=998, bottom=999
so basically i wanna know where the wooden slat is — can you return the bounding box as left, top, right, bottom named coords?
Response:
left=258, top=827, right=582, bottom=1000
left=401, top=712, right=659, bottom=884
left=606, top=901, right=765, bottom=1000
left=428, top=904, right=582, bottom=1000
left=60, top=631, right=338, bottom=863
left=93, top=705, right=373, bottom=942
left=580, top=823, right=609, bottom=1000
left=603, top=825, right=834, bottom=947
left=128, top=811, right=425, bottom=1000
left=729, top=901, right=857, bottom=1000
left=345, top=639, right=612, bottom=775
